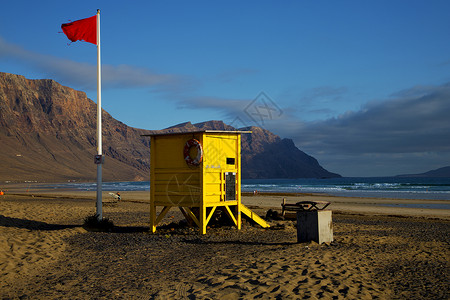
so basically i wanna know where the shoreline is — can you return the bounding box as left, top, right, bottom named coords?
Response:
left=2, top=182, right=449, bottom=201
left=2, top=178, right=450, bottom=201
left=2, top=189, right=449, bottom=220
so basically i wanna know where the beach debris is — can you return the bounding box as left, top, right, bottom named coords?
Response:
left=265, top=209, right=283, bottom=220
left=281, top=198, right=330, bottom=218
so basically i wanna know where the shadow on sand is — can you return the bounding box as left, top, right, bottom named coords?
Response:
left=0, top=215, right=78, bottom=231
left=0, top=215, right=151, bottom=234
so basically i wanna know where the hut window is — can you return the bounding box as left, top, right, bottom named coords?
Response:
left=226, top=157, right=235, bottom=165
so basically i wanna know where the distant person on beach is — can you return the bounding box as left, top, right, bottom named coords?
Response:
left=0, top=190, right=4, bottom=196
left=108, top=192, right=121, bottom=201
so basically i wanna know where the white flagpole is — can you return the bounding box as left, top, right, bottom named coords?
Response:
left=96, top=9, right=103, bottom=221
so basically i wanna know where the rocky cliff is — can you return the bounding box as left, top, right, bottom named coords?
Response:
left=0, top=72, right=150, bottom=182
left=0, top=72, right=340, bottom=182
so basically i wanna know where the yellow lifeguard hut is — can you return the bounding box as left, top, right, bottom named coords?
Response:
left=144, top=130, right=269, bottom=234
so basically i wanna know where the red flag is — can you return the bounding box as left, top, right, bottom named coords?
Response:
left=61, top=15, right=97, bottom=45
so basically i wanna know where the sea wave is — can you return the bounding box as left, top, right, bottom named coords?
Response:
left=29, top=177, right=450, bottom=201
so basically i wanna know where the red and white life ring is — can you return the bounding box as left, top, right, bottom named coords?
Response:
left=183, top=139, right=203, bottom=166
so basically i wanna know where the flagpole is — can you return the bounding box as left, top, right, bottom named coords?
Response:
left=96, top=9, right=103, bottom=221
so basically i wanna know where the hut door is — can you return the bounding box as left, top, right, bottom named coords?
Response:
left=225, top=172, right=236, bottom=200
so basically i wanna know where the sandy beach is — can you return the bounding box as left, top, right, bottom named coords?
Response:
left=0, top=189, right=449, bottom=299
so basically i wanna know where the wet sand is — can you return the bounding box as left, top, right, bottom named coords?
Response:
left=0, top=190, right=449, bottom=299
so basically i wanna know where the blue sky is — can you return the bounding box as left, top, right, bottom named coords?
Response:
left=1, top=1, right=450, bottom=177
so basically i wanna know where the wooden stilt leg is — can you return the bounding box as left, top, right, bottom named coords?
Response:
left=200, top=205, right=207, bottom=234
left=150, top=203, right=156, bottom=233
left=236, top=204, right=241, bottom=230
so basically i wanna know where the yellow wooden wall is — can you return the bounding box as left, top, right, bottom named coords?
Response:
left=150, top=132, right=241, bottom=208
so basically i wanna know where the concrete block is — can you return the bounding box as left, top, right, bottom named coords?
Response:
left=296, top=210, right=333, bottom=244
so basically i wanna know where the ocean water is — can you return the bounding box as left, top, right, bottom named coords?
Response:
left=242, top=177, right=450, bottom=200
left=44, top=177, right=450, bottom=201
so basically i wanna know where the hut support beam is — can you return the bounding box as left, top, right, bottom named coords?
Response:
left=155, top=206, right=171, bottom=225
left=184, top=207, right=200, bottom=227
left=205, top=206, right=217, bottom=225
left=224, top=205, right=238, bottom=226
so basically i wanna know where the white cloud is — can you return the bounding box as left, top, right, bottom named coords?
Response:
left=0, top=36, right=185, bottom=91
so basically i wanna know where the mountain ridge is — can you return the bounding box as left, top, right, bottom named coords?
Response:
left=0, top=72, right=151, bottom=182
left=0, top=72, right=340, bottom=182
left=149, top=120, right=340, bottom=179
left=396, top=166, right=450, bottom=178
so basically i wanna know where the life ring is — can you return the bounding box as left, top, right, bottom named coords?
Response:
left=183, top=139, right=203, bottom=166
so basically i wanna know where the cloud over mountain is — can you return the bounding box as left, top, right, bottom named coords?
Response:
left=285, top=83, right=450, bottom=176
